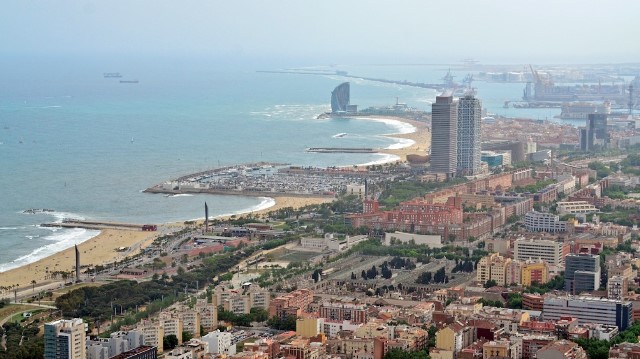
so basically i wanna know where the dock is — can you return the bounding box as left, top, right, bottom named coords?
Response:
left=41, top=220, right=155, bottom=231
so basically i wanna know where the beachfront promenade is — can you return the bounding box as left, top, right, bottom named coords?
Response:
left=145, top=163, right=392, bottom=198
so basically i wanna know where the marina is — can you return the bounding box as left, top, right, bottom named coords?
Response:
left=145, top=163, right=393, bottom=198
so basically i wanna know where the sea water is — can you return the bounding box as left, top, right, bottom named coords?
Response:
left=0, top=57, right=578, bottom=271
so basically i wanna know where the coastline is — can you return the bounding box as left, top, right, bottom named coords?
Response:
left=351, top=116, right=429, bottom=164
left=0, top=115, right=425, bottom=292
left=0, top=196, right=332, bottom=291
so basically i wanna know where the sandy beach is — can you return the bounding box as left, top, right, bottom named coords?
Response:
left=0, top=196, right=333, bottom=291
left=0, top=116, right=424, bottom=294
left=380, top=117, right=430, bottom=162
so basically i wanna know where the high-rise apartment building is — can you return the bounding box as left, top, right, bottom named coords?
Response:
left=44, top=318, right=87, bottom=359
left=580, top=113, right=609, bottom=151
left=196, top=299, right=218, bottom=333
left=565, top=253, right=601, bottom=294
left=431, top=94, right=458, bottom=178
left=457, top=94, right=482, bottom=176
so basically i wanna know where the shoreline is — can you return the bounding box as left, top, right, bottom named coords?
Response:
left=351, top=115, right=429, bottom=165
left=0, top=196, right=332, bottom=291
left=0, top=115, right=426, bottom=291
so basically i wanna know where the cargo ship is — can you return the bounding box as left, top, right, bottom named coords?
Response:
left=557, top=101, right=611, bottom=120
left=103, top=72, right=122, bottom=78
left=120, top=80, right=139, bottom=84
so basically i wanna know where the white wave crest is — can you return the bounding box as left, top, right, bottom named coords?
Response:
left=354, top=116, right=416, bottom=135
left=386, top=138, right=415, bottom=150
left=357, top=153, right=401, bottom=167
left=0, top=227, right=100, bottom=272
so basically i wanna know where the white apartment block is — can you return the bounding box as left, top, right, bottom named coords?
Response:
left=557, top=201, right=598, bottom=215
left=202, top=330, right=236, bottom=356
left=524, top=211, right=567, bottom=232
left=320, top=318, right=363, bottom=338
left=514, top=238, right=567, bottom=267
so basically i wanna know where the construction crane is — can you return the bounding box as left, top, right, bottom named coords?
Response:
left=462, top=74, right=474, bottom=89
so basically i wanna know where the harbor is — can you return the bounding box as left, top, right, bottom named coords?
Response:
left=144, top=163, right=395, bottom=198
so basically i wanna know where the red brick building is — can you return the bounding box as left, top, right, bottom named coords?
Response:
left=268, top=289, right=314, bottom=320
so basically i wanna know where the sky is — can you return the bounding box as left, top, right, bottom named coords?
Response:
left=2, top=0, right=639, bottom=66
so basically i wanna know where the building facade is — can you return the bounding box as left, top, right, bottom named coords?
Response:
left=565, top=254, right=601, bottom=294
left=543, top=296, right=632, bottom=330
left=524, top=211, right=568, bottom=233
left=514, top=238, right=569, bottom=267
left=44, top=318, right=86, bottom=359
left=331, top=82, right=350, bottom=113
left=457, top=94, right=482, bottom=176
left=431, top=94, right=458, bottom=178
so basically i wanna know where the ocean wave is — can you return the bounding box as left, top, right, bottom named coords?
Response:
left=186, top=197, right=277, bottom=222
left=354, top=116, right=416, bottom=135
left=357, top=153, right=401, bottom=167
left=49, top=211, right=86, bottom=223
left=0, top=227, right=100, bottom=272
left=211, top=197, right=276, bottom=219
left=385, top=138, right=415, bottom=150
left=167, top=194, right=194, bottom=198
left=0, top=227, right=18, bottom=230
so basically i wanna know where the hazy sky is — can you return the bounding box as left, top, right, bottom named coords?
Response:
left=3, top=0, right=639, bottom=65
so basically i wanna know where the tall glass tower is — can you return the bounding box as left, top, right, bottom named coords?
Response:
left=457, top=94, right=482, bottom=176
left=431, top=94, right=458, bottom=178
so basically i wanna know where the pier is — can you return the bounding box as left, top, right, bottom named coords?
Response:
left=41, top=220, right=154, bottom=231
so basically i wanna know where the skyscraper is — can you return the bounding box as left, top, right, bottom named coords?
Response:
left=331, top=82, right=350, bottom=113
left=457, top=94, right=482, bottom=175
left=580, top=113, right=609, bottom=151
left=431, top=94, right=458, bottom=178
left=565, top=253, right=601, bottom=294
left=44, top=318, right=86, bottom=359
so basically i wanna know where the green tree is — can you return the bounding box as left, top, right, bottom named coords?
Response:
left=484, top=279, right=497, bottom=288
left=164, top=334, right=179, bottom=350
left=384, top=348, right=429, bottom=359
left=182, top=331, right=193, bottom=342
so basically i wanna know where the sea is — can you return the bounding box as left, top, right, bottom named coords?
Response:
left=0, top=57, right=582, bottom=272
